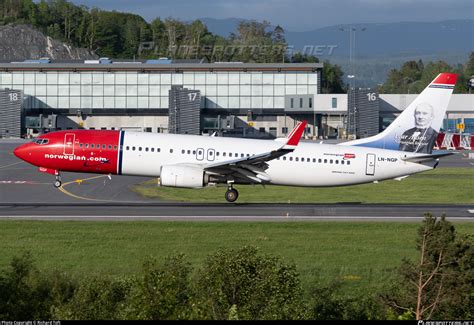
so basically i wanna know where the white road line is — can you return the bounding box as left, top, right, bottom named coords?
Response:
left=468, top=210, right=474, bottom=214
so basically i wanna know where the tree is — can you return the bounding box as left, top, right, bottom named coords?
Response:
left=192, top=246, right=305, bottom=320
left=382, top=214, right=474, bottom=320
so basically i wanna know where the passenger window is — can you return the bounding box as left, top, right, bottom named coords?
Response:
left=307, top=158, right=310, bottom=162
left=139, top=147, right=142, bottom=151
left=157, top=148, right=161, bottom=152
left=145, top=147, right=149, bottom=152
left=318, top=158, right=322, bottom=163
left=229, top=153, right=233, bottom=157
left=79, top=143, right=83, bottom=148
left=335, top=160, right=339, bottom=164
left=97, top=144, right=100, bottom=149
left=91, top=144, right=95, bottom=148
left=235, top=153, right=238, bottom=157
left=223, top=152, right=226, bottom=157
left=290, top=157, right=293, bottom=161
left=132, top=146, right=136, bottom=151
left=295, top=157, right=299, bottom=162
left=241, top=153, right=244, bottom=158
left=85, top=144, right=89, bottom=148
left=170, top=149, right=173, bottom=153
left=126, top=146, right=130, bottom=150
left=347, top=161, right=351, bottom=165
left=283, top=157, right=286, bottom=161
left=192, top=150, right=195, bottom=154
left=108, top=145, right=112, bottom=149
left=114, top=145, right=117, bottom=150
left=181, top=149, right=185, bottom=154
left=216, top=152, right=220, bottom=156
left=102, top=144, right=106, bottom=149
left=312, top=158, right=316, bottom=163
left=151, top=148, right=155, bottom=152
left=341, top=160, right=345, bottom=165
left=324, top=159, right=327, bottom=163
left=330, top=160, right=333, bottom=164
left=187, top=150, right=191, bottom=154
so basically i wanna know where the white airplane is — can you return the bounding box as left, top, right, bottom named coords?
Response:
left=14, top=73, right=457, bottom=202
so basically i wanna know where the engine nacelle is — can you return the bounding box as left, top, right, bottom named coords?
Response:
left=159, top=165, right=206, bottom=188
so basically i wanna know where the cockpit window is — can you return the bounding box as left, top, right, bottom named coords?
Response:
left=33, top=138, right=49, bottom=145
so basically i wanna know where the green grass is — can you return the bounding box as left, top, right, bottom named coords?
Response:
left=1, top=221, right=474, bottom=296
left=132, top=168, right=474, bottom=204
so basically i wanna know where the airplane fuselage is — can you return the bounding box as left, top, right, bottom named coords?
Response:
left=15, top=129, right=433, bottom=187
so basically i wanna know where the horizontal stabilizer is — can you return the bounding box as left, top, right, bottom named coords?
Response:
left=401, top=152, right=454, bottom=163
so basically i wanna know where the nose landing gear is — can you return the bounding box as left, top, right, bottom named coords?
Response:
left=225, top=185, right=239, bottom=203
left=53, top=172, right=62, bottom=188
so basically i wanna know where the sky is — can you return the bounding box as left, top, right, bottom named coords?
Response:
left=71, top=0, right=473, bottom=31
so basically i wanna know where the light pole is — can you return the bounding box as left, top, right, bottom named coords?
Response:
left=339, top=26, right=366, bottom=139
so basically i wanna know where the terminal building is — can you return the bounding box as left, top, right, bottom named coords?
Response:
left=0, top=59, right=472, bottom=142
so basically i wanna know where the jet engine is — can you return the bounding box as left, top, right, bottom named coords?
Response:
left=159, top=165, right=207, bottom=188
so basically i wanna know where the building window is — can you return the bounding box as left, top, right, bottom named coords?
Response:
left=309, top=97, right=313, bottom=108
left=332, top=97, right=337, bottom=108
left=299, top=98, right=303, bottom=108
left=282, top=127, right=288, bottom=134
left=290, top=98, right=294, bottom=108
left=259, top=127, right=265, bottom=133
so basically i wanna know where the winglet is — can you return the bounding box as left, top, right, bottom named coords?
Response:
left=285, top=120, right=307, bottom=146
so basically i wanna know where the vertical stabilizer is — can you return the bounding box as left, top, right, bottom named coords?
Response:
left=340, top=73, right=457, bottom=153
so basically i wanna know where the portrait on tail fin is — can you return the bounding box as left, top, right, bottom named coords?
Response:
left=398, top=103, right=437, bottom=154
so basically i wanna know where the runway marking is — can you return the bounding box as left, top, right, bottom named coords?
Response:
left=468, top=210, right=474, bottom=214
left=57, top=175, right=115, bottom=202
left=0, top=162, right=23, bottom=169
left=0, top=180, right=49, bottom=185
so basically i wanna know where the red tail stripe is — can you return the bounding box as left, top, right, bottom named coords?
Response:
left=432, top=73, right=458, bottom=85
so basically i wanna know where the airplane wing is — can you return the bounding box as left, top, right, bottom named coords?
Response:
left=203, top=120, right=307, bottom=184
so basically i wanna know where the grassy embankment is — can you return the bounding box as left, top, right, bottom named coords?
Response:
left=1, top=221, right=474, bottom=297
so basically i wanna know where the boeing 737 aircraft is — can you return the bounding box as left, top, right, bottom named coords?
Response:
left=14, top=73, right=457, bottom=202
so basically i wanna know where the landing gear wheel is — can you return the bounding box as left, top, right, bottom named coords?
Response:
left=54, top=180, right=62, bottom=188
left=225, top=188, right=239, bottom=203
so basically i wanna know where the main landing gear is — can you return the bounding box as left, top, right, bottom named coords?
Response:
left=225, top=184, right=239, bottom=203
left=53, top=173, right=62, bottom=188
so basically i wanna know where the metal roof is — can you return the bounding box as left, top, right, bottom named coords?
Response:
left=0, top=62, right=323, bottom=72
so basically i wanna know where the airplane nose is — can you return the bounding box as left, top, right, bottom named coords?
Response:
left=13, top=143, right=30, bottom=161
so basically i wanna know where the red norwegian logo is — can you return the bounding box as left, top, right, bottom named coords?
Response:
left=344, top=153, right=356, bottom=159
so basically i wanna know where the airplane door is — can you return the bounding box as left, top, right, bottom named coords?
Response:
left=196, top=148, right=204, bottom=161
left=366, top=153, right=376, bottom=176
left=63, top=133, right=75, bottom=156
left=207, top=148, right=215, bottom=161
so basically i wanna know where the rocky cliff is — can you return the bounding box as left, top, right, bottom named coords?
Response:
left=0, top=24, right=98, bottom=61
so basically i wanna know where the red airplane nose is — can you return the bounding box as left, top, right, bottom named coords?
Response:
left=13, top=143, right=30, bottom=161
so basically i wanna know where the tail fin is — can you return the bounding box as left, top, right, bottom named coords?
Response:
left=341, top=73, right=457, bottom=154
